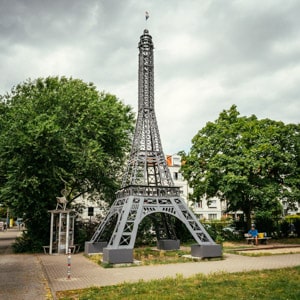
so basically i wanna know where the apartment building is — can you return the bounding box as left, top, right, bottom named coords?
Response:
left=166, top=154, right=299, bottom=220
left=166, top=154, right=224, bottom=220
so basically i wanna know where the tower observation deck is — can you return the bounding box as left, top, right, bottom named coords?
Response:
left=85, top=29, right=221, bottom=263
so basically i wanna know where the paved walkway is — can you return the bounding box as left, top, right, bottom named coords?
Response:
left=1, top=228, right=300, bottom=300
left=40, top=251, right=300, bottom=297
left=0, top=228, right=49, bottom=300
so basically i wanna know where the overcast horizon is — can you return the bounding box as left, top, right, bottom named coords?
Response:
left=1, top=0, right=299, bottom=154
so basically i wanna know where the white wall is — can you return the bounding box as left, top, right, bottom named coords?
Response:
left=167, top=154, right=223, bottom=220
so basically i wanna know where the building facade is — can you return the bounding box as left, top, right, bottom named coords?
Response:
left=166, top=154, right=225, bottom=220
left=166, top=154, right=299, bottom=220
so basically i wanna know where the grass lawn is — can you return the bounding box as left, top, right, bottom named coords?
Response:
left=59, top=240, right=300, bottom=299
left=57, top=266, right=300, bottom=299
left=85, top=240, right=300, bottom=266
left=87, top=247, right=207, bottom=268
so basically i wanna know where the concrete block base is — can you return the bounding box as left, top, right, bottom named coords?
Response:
left=103, top=248, right=134, bottom=264
left=157, top=239, right=180, bottom=250
left=191, top=244, right=222, bottom=258
left=84, top=241, right=107, bottom=254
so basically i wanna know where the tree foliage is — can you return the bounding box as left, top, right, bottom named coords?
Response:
left=181, top=105, right=300, bottom=228
left=0, top=77, right=135, bottom=250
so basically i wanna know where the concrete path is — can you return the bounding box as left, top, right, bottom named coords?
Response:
left=40, top=251, right=300, bottom=297
left=0, top=229, right=50, bottom=300
left=0, top=254, right=49, bottom=300
left=1, top=228, right=300, bottom=300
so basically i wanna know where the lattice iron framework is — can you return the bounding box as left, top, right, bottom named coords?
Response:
left=122, top=29, right=174, bottom=188
left=89, top=29, right=216, bottom=250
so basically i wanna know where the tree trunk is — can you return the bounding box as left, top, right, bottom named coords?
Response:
left=245, top=209, right=252, bottom=230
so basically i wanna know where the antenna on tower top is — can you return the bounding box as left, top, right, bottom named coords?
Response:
left=145, top=11, right=149, bottom=21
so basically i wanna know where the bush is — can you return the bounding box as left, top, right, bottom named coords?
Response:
left=279, top=220, right=290, bottom=238
left=284, top=215, right=300, bottom=237
left=254, top=211, right=278, bottom=235
left=295, top=219, right=300, bottom=237
left=203, top=220, right=243, bottom=242
left=12, top=231, right=43, bottom=253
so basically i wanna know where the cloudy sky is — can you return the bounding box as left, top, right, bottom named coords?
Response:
left=1, top=0, right=299, bottom=154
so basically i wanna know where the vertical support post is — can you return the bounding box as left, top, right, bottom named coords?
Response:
left=66, top=212, right=70, bottom=254
left=58, top=212, right=62, bottom=253
left=67, top=248, right=71, bottom=279
left=49, top=212, right=54, bottom=254
left=71, top=215, right=75, bottom=246
left=6, top=208, right=9, bottom=229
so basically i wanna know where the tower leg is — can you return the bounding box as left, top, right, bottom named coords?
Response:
left=84, top=241, right=107, bottom=254
left=103, top=248, right=134, bottom=264
left=87, top=191, right=222, bottom=262
left=157, top=239, right=180, bottom=250
left=191, top=244, right=222, bottom=258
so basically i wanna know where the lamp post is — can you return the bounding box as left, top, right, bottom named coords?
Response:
left=6, top=207, right=9, bottom=229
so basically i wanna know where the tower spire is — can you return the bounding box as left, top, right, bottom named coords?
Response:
left=121, top=29, right=173, bottom=188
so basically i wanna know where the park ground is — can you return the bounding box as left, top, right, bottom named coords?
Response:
left=0, top=227, right=300, bottom=299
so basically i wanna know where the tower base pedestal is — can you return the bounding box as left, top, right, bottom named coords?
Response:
left=103, top=248, right=134, bottom=264
left=157, top=239, right=180, bottom=250
left=191, top=244, right=222, bottom=258
left=84, top=241, right=107, bottom=254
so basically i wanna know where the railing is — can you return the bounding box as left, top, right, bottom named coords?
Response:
left=116, top=185, right=181, bottom=198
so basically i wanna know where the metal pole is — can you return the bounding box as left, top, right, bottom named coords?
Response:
left=49, top=212, right=54, bottom=255
left=58, top=213, right=62, bottom=253
left=67, top=248, right=71, bottom=279
left=66, top=212, right=70, bottom=254
left=6, top=208, right=9, bottom=229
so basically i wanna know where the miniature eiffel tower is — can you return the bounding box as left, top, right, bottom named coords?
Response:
left=85, top=29, right=221, bottom=263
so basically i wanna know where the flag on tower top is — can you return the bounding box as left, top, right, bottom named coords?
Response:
left=145, top=11, right=149, bottom=20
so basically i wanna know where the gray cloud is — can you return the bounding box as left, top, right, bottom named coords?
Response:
left=0, top=0, right=299, bottom=154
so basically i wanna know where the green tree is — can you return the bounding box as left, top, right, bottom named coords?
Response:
left=0, top=77, right=135, bottom=251
left=181, top=105, right=300, bottom=229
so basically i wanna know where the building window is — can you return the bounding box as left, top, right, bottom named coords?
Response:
left=172, top=155, right=181, bottom=166
left=208, top=214, right=217, bottom=220
left=173, top=172, right=182, bottom=181
left=194, top=201, right=202, bottom=208
left=208, top=200, right=217, bottom=208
